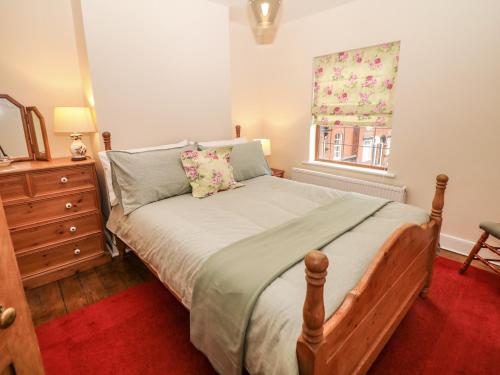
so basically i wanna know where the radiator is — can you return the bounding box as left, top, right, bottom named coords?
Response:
left=292, top=168, right=407, bottom=203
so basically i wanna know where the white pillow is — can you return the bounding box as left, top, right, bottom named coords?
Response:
left=98, top=140, right=188, bottom=206
left=197, top=138, right=247, bottom=147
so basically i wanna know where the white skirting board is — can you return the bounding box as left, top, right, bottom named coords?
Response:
left=439, top=233, right=475, bottom=256
left=440, top=233, right=500, bottom=263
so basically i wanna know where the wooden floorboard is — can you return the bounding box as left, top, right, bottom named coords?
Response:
left=114, top=257, right=145, bottom=288
left=77, top=268, right=110, bottom=304
left=94, top=261, right=128, bottom=297
left=27, top=253, right=152, bottom=327
left=126, top=254, right=154, bottom=282
left=59, top=275, right=88, bottom=313
left=26, top=248, right=494, bottom=328
left=25, top=282, right=66, bottom=327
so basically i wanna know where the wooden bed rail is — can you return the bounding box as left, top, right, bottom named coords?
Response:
left=298, top=174, right=448, bottom=375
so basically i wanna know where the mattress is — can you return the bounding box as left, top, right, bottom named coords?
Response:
left=107, top=175, right=428, bottom=375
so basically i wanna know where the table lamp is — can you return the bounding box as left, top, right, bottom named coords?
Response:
left=254, top=138, right=271, bottom=157
left=54, top=107, right=96, bottom=161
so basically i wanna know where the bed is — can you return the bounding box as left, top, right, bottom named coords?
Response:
left=101, top=130, right=448, bottom=375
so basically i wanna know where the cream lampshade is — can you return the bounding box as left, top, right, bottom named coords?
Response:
left=54, top=107, right=95, bottom=161
left=254, top=138, right=271, bottom=156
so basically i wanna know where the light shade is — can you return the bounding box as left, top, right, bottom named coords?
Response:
left=249, top=0, right=281, bottom=28
left=53, top=107, right=95, bottom=134
left=254, top=138, right=271, bottom=156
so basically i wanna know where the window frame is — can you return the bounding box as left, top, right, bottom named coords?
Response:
left=314, top=125, right=389, bottom=171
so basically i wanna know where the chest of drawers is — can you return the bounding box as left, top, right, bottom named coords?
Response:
left=0, top=158, right=109, bottom=288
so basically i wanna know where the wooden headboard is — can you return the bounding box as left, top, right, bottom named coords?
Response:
left=102, top=125, right=242, bottom=151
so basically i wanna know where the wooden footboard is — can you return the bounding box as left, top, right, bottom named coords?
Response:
left=297, top=174, right=448, bottom=375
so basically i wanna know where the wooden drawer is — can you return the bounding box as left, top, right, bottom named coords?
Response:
left=11, top=212, right=101, bottom=252
left=4, top=190, right=98, bottom=228
left=29, top=166, right=95, bottom=197
left=0, top=174, right=30, bottom=203
left=17, top=235, right=104, bottom=277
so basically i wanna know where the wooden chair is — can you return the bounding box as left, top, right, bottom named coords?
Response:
left=460, top=222, right=500, bottom=275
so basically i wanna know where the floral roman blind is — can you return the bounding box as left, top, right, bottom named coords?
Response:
left=312, top=41, right=400, bottom=127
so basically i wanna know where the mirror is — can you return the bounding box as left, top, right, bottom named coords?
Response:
left=0, top=95, right=32, bottom=160
left=0, top=94, right=51, bottom=162
left=27, top=106, right=51, bottom=161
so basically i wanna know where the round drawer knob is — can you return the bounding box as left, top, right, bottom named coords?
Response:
left=74, top=248, right=81, bottom=255
left=60, top=176, right=68, bottom=183
left=65, top=202, right=73, bottom=209
left=0, top=305, right=16, bottom=330
left=69, top=226, right=77, bottom=233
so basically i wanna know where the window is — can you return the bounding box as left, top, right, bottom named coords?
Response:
left=312, top=41, right=400, bottom=170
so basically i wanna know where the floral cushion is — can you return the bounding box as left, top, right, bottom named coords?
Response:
left=180, top=147, right=242, bottom=198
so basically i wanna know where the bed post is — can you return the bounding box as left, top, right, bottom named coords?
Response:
left=420, top=174, right=449, bottom=297
left=235, top=125, right=241, bottom=138
left=102, top=131, right=111, bottom=151
left=297, top=250, right=329, bottom=375
left=431, top=174, right=448, bottom=224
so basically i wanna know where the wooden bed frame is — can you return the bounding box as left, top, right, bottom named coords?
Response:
left=101, top=128, right=448, bottom=375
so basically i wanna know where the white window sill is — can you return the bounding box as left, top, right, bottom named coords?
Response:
left=302, top=160, right=396, bottom=178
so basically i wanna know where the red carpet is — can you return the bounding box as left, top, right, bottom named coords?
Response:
left=37, top=257, right=499, bottom=375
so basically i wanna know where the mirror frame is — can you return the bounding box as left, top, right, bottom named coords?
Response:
left=26, top=106, right=51, bottom=161
left=0, top=94, right=51, bottom=162
left=0, top=94, right=34, bottom=161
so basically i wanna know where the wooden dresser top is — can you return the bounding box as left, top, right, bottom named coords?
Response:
left=0, top=158, right=95, bottom=175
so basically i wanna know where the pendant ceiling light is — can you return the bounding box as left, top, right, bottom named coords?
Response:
left=249, top=0, right=281, bottom=28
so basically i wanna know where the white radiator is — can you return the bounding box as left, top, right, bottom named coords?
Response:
left=292, top=168, right=407, bottom=203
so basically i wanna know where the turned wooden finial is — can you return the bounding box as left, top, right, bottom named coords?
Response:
left=301, top=250, right=329, bottom=346
left=431, top=174, right=449, bottom=223
left=102, top=131, right=111, bottom=151
left=421, top=174, right=449, bottom=298
left=235, top=125, right=241, bottom=138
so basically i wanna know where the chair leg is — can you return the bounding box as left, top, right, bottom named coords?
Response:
left=459, top=231, right=489, bottom=274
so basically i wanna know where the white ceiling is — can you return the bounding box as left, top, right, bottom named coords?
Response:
left=210, top=0, right=356, bottom=24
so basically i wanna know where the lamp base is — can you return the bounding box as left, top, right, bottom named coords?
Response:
left=69, top=133, right=88, bottom=162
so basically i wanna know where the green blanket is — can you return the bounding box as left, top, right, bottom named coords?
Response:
left=190, top=193, right=390, bottom=374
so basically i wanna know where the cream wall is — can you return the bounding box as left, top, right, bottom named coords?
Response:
left=80, top=0, right=233, bottom=149
left=230, top=0, right=500, bottom=244
left=0, top=0, right=90, bottom=158
left=230, top=23, right=269, bottom=140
